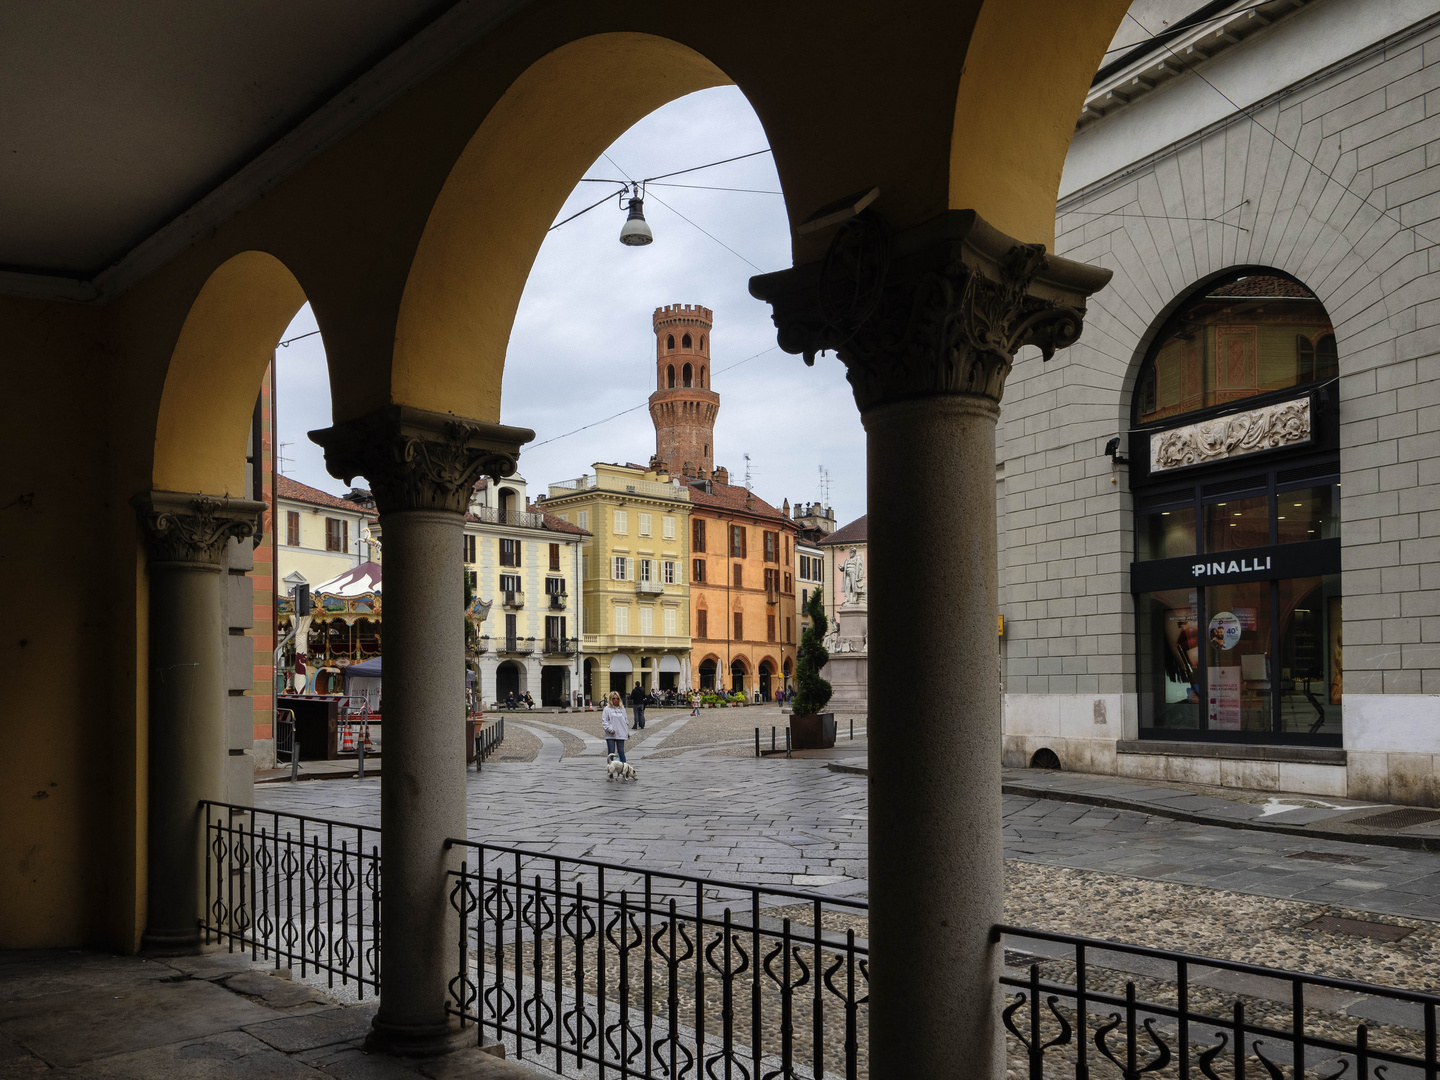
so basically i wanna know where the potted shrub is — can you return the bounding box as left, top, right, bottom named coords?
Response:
left=790, top=587, right=836, bottom=749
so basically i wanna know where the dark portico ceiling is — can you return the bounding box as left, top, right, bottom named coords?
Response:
left=0, top=0, right=525, bottom=287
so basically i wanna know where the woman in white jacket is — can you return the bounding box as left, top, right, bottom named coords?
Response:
left=601, top=691, right=631, bottom=763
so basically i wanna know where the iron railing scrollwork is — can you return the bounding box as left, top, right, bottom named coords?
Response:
left=996, top=924, right=1440, bottom=1080
left=200, top=803, right=1440, bottom=1080
left=201, top=802, right=381, bottom=997
left=444, top=840, right=870, bottom=1079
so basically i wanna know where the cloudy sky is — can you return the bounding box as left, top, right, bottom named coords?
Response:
left=274, top=86, right=865, bottom=527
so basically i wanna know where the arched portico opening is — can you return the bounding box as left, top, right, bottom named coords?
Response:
left=729, top=657, right=748, bottom=695
left=698, top=657, right=718, bottom=692
left=496, top=660, right=525, bottom=702
left=758, top=659, right=774, bottom=701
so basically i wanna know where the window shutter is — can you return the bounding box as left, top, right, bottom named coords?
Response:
left=627, top=557, right=634, bottom=581
left=741, top=528, right=748, bottom=558
left=734, top=612, right=743, bottom=640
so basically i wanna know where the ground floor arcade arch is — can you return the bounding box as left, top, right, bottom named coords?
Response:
left=4, top=7, right=1142, bottom=1077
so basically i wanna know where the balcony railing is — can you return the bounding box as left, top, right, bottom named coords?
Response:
left=547, top=473, right=690, bottom=502
left=503, top=590, right=524, bottom=609
left=499, top=635, right=534, bottom=655
left=471, top=505, right=546, bottom=529
left=199, top=804, right=1440, bottom=1080
left=636, top=579, right=664, bottom=595
left=547, top=592, right=567, bottom=610
left=543, top=635, right=578, bottom=656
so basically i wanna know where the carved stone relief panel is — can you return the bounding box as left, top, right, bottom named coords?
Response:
left=1149, top=396, right=1312, bottom=473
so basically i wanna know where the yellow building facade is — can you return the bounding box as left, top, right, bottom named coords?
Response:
left=540, top=463, right=691, bottom=701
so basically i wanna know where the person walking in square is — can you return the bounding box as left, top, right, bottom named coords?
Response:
left=629, top=682, right=646, bottom=730
left=601, top=691, right=630, bottom=763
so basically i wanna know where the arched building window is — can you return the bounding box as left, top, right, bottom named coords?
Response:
left=1130, top=270, right=1341, bottom=747
left=682, top=333, right=692, bottom=349
left=667, top=334, right=675, bottom=350
left=699, top=365, right=706, bottom=387
left=699, top=335, right=705, bottom=351
left=666, top=364, right=675, bottom=388
left=683, top=363, right=693, bottom=387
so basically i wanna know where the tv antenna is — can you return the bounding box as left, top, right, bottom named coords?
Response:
left=743, top=453, right=754, bottom=491
left=817, top=465, right=830, bottom=506
left=278, top=442, right=295, bottom=475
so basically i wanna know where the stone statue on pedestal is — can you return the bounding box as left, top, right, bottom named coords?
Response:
left=840, top=546, right=866, bottom=607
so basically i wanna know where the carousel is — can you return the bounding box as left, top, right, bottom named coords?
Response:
left=277, top=561, right=382, bottom=696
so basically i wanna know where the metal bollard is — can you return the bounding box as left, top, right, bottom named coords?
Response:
left=356, top=731, right=365, bottom=781
left=850, top=718, right=854, bottom=741
left=290, top=739, right=300, bottom=783
left=771, top=726, right=777, bottom=752
left=785, top=727, right=791, bottom=758
left=755, top=727, right=760, bottom=758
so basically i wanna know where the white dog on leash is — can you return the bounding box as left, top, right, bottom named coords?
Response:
left=606, top=754, right=638, bottom=782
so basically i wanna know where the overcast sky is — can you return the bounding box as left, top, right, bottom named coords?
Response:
left=274, top=86, right=865, bottom=527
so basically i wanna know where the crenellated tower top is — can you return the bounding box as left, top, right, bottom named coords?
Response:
left=649, top=304, right=719, bottom=477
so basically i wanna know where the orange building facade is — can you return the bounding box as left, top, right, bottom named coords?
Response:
left=645, top=303, right=798, bottom=699
left=684, top=478, right=798, bottom=699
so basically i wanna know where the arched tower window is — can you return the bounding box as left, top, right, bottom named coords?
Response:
left=682, top=333, right=692, bottom=349
left=1130, top=268, right=1342, bottom=748
left=666, top=364, right=675, bottom=388
left=699, top=335, right=705, bottom=351
left=667, top=334, right=675, bottom=351
left=683, top=363, right=693, bottom=387
left=699, top=366, right=706, bottom=387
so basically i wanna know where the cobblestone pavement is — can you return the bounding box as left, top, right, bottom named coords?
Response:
left=255, top=733, right=1440, bottom=922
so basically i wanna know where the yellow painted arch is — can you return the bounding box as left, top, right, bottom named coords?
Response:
left=393, top=33, right=731, bottom=420
left=153, top=251, right=307, bottom=494
left=950, top=0, right=1133, bottom=248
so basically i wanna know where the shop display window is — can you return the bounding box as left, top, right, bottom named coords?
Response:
left=1137, top=506, right=1195, bottom=561
left=1203, top=581, right=1272, bottom=733
left=1137, top=589, right=1200, bottom=730
left=1204, top=495, right=1269, bottom=552
left=1276, top=485, right=1337, bottom=545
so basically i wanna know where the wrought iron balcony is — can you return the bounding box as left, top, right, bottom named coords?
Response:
left=543, top=635, right=578, bottom=656
left=635, top=579, right=664, bottom=595
left=547, top=592, right=566, bottom=610
left=470, top=505, right=545, bottom=529
left=502, top=590, right=524, bottom=609
left=498, top=635, right=533, bottom=655
left=547, top=473, right=690, bottom=501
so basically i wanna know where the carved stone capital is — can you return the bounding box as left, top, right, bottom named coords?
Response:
left=131, top=491, right=266, bottom=567
left=309, top=406, right=534, bottom=516
left=750, top=210, right=1113, bottom=413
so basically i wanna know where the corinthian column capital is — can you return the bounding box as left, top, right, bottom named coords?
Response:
left=131, top=491, right=266, bottom=567
left=750, top=210, right=1112, bottom=413
left=309, top=405, right=534, bottom=516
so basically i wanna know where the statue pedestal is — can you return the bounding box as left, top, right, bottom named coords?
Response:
left=822, top=604, right=868, bottom=715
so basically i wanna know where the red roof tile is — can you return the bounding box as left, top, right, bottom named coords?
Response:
left=276, top=475, right=374, bottom=515
left=682, top=479, right=794, bottom=525
left=819, top=514, right=867, bottom=546
left=1207, top=274, right=1314, bottom=298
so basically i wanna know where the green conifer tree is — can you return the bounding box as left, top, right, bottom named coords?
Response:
left=792, top=586, right=832, bottom=715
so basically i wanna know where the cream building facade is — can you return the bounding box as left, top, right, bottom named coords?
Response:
left=275, top=476, right=379, bottom=597
left=461, top=475, right=586, bottom=707
left=540, top=463, right=691, bottom=701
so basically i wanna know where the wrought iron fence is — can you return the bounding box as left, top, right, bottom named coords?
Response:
left=476, top=716, right=505, bottom=765
left=996, top=924, right=1440, bottom=1080
left=443, top=839, right=869, bottom=1079
left=201, top=802, right=381, bottom=996
left=198, top=802, right=1440, bottom=1080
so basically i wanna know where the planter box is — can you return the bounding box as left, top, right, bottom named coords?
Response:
left=790, top=712, right=836, bottom=750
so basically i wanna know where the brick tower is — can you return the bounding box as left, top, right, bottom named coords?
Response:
left=648, top=304, right=719, bottom=478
